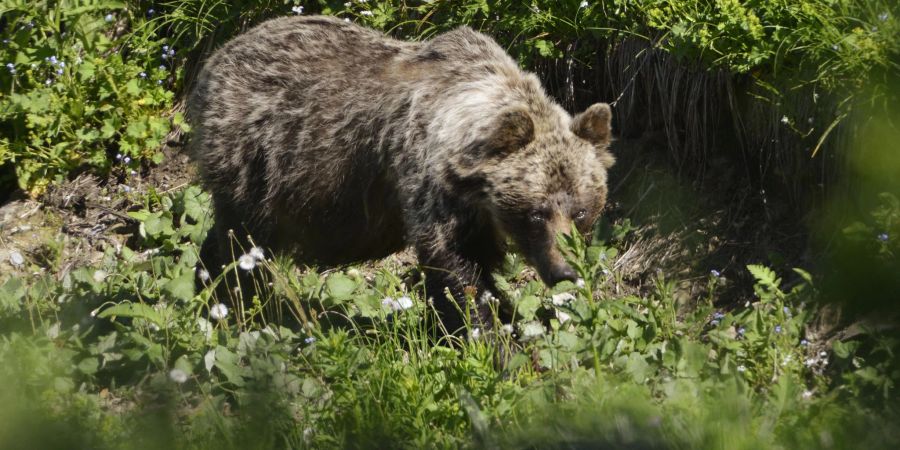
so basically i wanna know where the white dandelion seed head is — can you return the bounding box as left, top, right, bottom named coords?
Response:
left=169, top=368, right=188, bottom=384
left=360, top=10, right=374, bottom=16
left=396, top=296, right=413, bottom=310
left=92, top=269, right=107, bottom=283
left=238, top=254, right=256, bottom=271
left=551, top=292, right=576, bottom=306
left=802, top=390, right=814, bottom=399
left=198, top=269, right=210, bottom=282
left=248, top=246, right=265, bottom=261
left=9, top=250, right=25, bottom=267
left=737, top=365, right=747, bottom=373
left=557, top=310, right=572, bottom=324
left=291, top=6, right=304, bottom=14
left=781, top=115, right=790, bottom=124
left=575, top=278, right=585, bottom=288
left=500, top=324, right=514, bottom=335
left=210, top=303, right=229, bottom=321
left=470, top=328, right=481, bottom=340
left=521, top=321, right=545, bottom=338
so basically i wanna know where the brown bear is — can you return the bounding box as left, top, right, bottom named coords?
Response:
left=187, top=15, right=614, bottom=333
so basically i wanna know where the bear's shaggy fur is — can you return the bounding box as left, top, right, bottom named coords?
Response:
left=188, top=16, right=614, bottom=332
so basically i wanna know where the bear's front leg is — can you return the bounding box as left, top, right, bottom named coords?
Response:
left=414, top=221, right=501, bottom=335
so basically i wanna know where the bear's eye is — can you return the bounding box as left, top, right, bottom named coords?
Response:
left=573, top=209, right=587, bottom=221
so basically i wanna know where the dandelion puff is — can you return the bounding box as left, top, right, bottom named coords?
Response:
left=737, top=365, right=746, bottom=373
left=551, top=292, right=575, bottom=306
left=521, top=321, right=545, bottom=339
left=500, top=324, right=513, bottom=335
left=249, top=246, right=265, bottom=261
left=9, top=250, right=25, bottom=267
left=105, top=14, right=114, bottom=22
left=470, top=328, right=481, bottom=340
left=802, top=390, right=813, bottom=399
left=360, top=10, right=374, bottom=16
left=292, top=6, right=304, bottom=14
left=92, top=269, right=107, bottom=283
left=210, top=303, right=229, bottom=320
left=580, top=1, right=589, bottom=8
left=198, top=269, right=210, bottom=282
left=575, top=278, right=585, bottom=288
left=396, top=296, right=413, bottom=310
left=238, top=254, right=256, bottom=271
left=169, top=368, right=188, bottom=384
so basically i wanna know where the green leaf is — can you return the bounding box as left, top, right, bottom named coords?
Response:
left=97, top=302, right=164, bottom=327
left=515, top=295, right=541, bottom=321
left=164, top=272, right=195, bottom=302
left=325, top=274, right=357, bottom=300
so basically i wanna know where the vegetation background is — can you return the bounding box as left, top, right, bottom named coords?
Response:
left=1, top=1, right=898, bottom=448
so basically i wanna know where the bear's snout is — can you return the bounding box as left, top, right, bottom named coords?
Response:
left=546, top=263, right=578, bottom=286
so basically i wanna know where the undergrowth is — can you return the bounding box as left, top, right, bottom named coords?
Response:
left=1, top=184, right=898, bottom=449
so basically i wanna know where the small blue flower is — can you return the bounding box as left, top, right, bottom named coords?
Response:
left=56, top=68, right=63, bottom=75
left=49, top=55, right=58, bottom=65
left=168, top=49, right=175, bottom=57
left=713, top=312, right=725, bottom=320
left=105, top=14, right=114, bottom=22
left=58, top=61, right=65, bottom=68
left=45, top=78, right=53, bottom=85
left=115, top=153, right=122, bottom=160
left=2, top=39, right=9, bottom=45
left=710, top=269, right=721, bottom=277
left=710, top=319, right=719, bottom=326
left=800, top=339, right=809, bottom=346
left=123, top=156, right=132, bottom=164
left=5, top=63, right=14, bottom=73
left=877, top=232, right=889, bottom=242
left=737, top=327, right=746, bottom=336
left=774, top=325, right=782, bottom=334
left=879, top=12, right=889, bottom=22
left=147, top=8, right=155, bottom=16
left=158, top=65, right=166, bottom=71
left=157, top=79, right=163, bottom=85
left=139, top=71, right=147, bottom=78
left=304, top=336, right=316, bottom=344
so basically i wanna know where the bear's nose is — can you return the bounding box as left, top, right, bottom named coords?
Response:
left=548, top=264, right=577, bottom=286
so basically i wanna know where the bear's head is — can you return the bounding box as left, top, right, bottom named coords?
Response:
left=455, top=103, right=614, bottom=287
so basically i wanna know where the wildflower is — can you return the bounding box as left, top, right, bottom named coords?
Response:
left=360, top=10, right=374, bottom=16
left=198, top=269, right=210, bottom=282
left=248, top=246, right=265, bottom=261
left=774, top=325, right=782, bottom=334
left=292, top=6, right=304, bottom=14
left=580, top=1, right=589, bottom=8
left=813, top=92, right=820, bottom=101
left=804, top=358, right=817, bottom=367
left=147, top=8, right=155, bottom=16
left=710, top=319, right=719, bottom=326
left=157, top=80, right=163, bottom=85
left=5, top=62, right=14, bottom=73
left=105, top=14, right=114, bottom=22
left=737, top=365, right=746, bottom=373
left=737, top=327, right=746, bottom=336
left=819, top=351, right=827, bottom=358
left=344, top=2, right=351, bottom=6
left=470, top=328, right=481, bottom=340
left=123, top=156, right=131, bottom=164
left=9, top=250, right=25, bottom=267
left=169, top=368, right=189, bottom=383
left=238, top=253, right=256, bottom=271
left=780, top=116, right=789, bottom=125
left=557, top=310, right=572, bottom=324
left=551, top=292, right=575, bottom=306
left=831, top=44, right=839, bottom=51
left=710, top=269, right=721, bottom=277
left=800, top=339, right=809, bottom=346
left=46, top=78, right=53, bottom=85
left=878, top=12, right=889, bottom=22
left=92, top=269, right=107, bottom=283
left=500, top=324, right=514, bottom=335
left=49, top=55, right=58, bottom=65
left=802, top=390, right=813, bottom=399
left=130, top=169, right=138, bottom=176
left=158, top=65, right=166, bottom=71
left=210, top=303, right=229, bottom=320
left=139, top=71, right=147, bottom=78
left=713, top=312, right=725, bottom=320
left=56, top=68, right=63, bottom=75
left=381, top=297, right=396, bottom=309
left=877, top=232, right=889, bottom=242
left=304, top=336, right=316, bottom=344
left=521, top=321, right=544, bottom=338
left=575, top=278, right=585, bottom=288
left=396, top=296, right=413, bottom=310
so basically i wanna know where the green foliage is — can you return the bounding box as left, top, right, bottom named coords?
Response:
left=1, top=185, right=898, bottom=448
left=1, top=1, right=176, bottom=195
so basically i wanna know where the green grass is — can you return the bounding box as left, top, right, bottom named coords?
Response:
left=1, top=181, right=898, bottom=449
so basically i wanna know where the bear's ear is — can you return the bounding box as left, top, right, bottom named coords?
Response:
left=484, top=107, right=535, bottom=154
left=571, top=103, right=612, bottom=147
